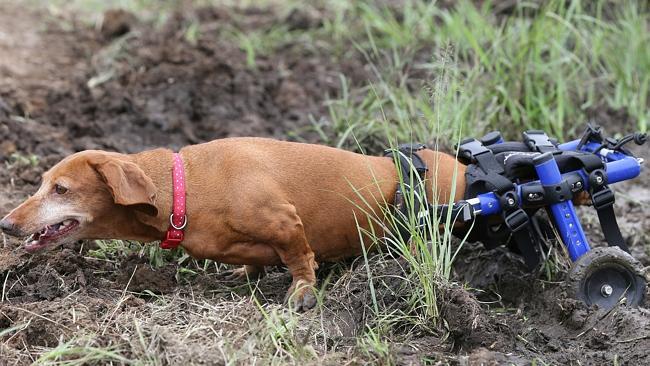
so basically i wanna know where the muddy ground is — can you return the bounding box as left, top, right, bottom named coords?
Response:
left=0, top=2, right=649, bottom=365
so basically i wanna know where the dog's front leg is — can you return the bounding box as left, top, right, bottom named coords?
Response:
left=261, top=202, right=319, bottom=311
left=279, top=245, right=319, bottom=311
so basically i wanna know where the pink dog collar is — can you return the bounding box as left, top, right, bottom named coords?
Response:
left=160, top=153, right=187, bottom=249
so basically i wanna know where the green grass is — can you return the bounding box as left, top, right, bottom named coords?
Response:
left=314, top=0, right=648, bottom=148
left=34, top=339, right=134, bottom=365
left=344, top=138, right=467, bottom=359
left=6, top=152, right=40, bottom=168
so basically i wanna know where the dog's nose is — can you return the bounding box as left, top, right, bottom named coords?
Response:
left=0, top=218, right=18, bottom=236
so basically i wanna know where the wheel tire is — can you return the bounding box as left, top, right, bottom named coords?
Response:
left=567, top=247, right=646, bottom=310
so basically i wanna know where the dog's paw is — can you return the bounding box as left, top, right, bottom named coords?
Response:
left=285, top=280, right=317, bottom=312
left=221, top=265, right=266, bottom=282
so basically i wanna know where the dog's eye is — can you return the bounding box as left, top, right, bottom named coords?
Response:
left=54, top=184, right=68, bottom=195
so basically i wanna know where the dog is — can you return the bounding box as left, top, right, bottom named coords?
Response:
left=0, top=137, right=467, bottom=310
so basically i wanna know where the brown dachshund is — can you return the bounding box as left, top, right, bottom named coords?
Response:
left=0, top=138, right=466, bottom=310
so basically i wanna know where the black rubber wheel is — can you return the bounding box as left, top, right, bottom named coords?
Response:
left=568, top=247, right=646, bottom=310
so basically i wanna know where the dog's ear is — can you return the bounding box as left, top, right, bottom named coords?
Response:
left=90, top=157, right=158, bottom=217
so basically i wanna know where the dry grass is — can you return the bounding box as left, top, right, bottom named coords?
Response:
left=0, top=249, right=452, bottom=365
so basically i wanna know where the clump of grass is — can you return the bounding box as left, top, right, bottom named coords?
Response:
left=34, top=338, right=133, bottom=365
left=87, top=239, right=183, bottom=269
left=357, top=324, right=393, bottom=364
left=225, top=26, right=297, bottom=69
left=252, top=304, right=318, bottom=363
left=6, top=152, right=40, bottom=168
left=334, top=120, right=468, bottom=360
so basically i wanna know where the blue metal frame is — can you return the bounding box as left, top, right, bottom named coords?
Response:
left=467, top=138, right=643, bottom=262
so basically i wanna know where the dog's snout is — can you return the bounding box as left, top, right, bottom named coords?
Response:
left=0, top=217, right=20, bottom=236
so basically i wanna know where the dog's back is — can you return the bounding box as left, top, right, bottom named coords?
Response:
left=180, top=137, right=465, bottom=261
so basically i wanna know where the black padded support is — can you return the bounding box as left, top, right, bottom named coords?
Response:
left=384, top=144, right=429, bottom=242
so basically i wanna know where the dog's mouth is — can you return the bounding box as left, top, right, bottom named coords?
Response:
left=25, top=219, right=80, bottom=252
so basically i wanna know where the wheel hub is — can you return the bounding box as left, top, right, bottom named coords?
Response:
left=568, top=247, right=646, bottom=311
left=583, top=265, right=637, bottom=309
left=600, top=284, right=613, bottom=297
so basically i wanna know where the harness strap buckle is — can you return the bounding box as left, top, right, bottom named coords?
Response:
left=504, top=208, right=529, bottom=233
left=458, top=138, right=505, bottom=175
left=523, top=130, right=556, bottom=153
left=592, top=187, right=615, bottom=210
left=480, top=131, right=503, bottom=146
left=458, top=138, right=490, bottom=161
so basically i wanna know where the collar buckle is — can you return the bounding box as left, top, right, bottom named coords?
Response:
left=160, top=229, right=184, bottom=249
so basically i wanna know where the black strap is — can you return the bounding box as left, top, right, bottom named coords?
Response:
left=500, top=191, right=540, bottom=269
left=596, top=204, right=628, bottom=252
left=384, top=144, right=429, bottom=242
left=486, top=142, right=531, bottom=154
left=551, top=153, right=628, bottom=252
left=564, top=153, right=604, bottom=172
left=588, top=170, right=629, bottom=252
left=512, top=227, right=540, bottom=269
left=576, top=124, right=603, bottom=150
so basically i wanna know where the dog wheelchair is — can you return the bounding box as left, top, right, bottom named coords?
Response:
left=389, top=124, right=648, bottom=311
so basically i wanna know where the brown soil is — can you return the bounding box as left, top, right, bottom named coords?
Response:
left=0, top=2, right=648, bottom=365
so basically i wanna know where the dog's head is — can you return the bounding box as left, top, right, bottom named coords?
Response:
left=0, top=151, right=158, bottom=251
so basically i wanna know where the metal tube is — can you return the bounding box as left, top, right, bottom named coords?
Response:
left=475, top=154, right=641, bottom=212
left=532, top=152, right=591, bottom=261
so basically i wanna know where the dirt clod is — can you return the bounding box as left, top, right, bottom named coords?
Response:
left=118, top=254, right=177, bottom=294
left=100, top=9, right=138, bottom=39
